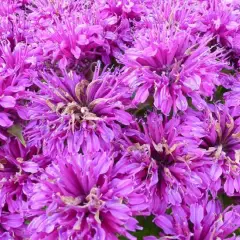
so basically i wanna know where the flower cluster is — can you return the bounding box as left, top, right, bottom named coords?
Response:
left=0, top=0, right=240, bottom=239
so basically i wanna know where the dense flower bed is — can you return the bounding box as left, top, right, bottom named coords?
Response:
left=0, top=0, right=240, bottom=239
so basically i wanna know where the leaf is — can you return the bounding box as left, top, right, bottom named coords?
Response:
left=235, top=228, right=240, bottom=236
left=134, top=215, right=160, bottom=239
left=7, top=124, right=26, bottom=147
left=214, top=86, right=228, bottom=102
left=221, top=68, right=235, bottom=75
left=206, top=85, right=229, bottom=104
left=24, top=220, right=31, bottom=225
left=118, top=236, right=127, bottom=240
left=129, top=96, right=154, bottom=117
left=219, top=193, right=235, bottom=208
left=118, top=215, right=160, bottom=240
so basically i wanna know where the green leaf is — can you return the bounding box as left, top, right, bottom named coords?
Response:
left=221, top=68, right=235, bottom=75
left=118, top=215, right=160, bottom=240
left=219, top=193, right=235, bottom=208
left=129, top=96, right=154, bottom=117
left=7, top=124, right=26, bottom=147
left=134, top=215, right=160, bottom=239
left=24, top=219, right=31, bottom=225
left=214, top=86, right=228, bottom=102
left=118, top=236, right=127, bottom=240
left=206, top=85, right=228, bottom=104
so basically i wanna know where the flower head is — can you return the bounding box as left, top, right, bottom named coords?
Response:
left=27, top=0, right=135, bottom=73
left=196, top=104, right=240, bottom=196
left=28, top=151, right=143, bottom=240
left=149, top=198, right=240, bottom=240
left=115, top=111, right=206, bottom=213
left=179, top=103, right=240, bottom=197
left=0, top=40, right=40, bottom=141
left=197, top=0, right=240, bottom=56
left=25, top=64, right=132, bottom=155
left=0, top=138, right=41, bottom=239
left=122, top=22, right=226, bottom=115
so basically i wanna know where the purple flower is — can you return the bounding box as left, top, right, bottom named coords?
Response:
left=96, top=0, right=147, bottom=19
left=0, top=139, right=41, bottom=239
left=28, top=151, right=142, bottom=240
left=0, top=40, right=40, bottom=141
left=0, top=1, right=239, bottom=239
left=31, top=14, right=108, bottom=71
left=196, top=0, right=240, bottom=57
left=115, top=112, right=206, bottom=213
left=224, top=74, right=240, bottom=107
left=0, top=213, right=24, bottom=240
left=25, top=64, right=132, bottom=155
left=147, top=198, right=240, bottom=240
left=220, top=73, right=240, bottom=90
left=179, top=103, right=240, bottom=196
left=137, top=0, right=200, bottom=31
left=195, top=104, right=240, bottom=196
left=0, top=0, right=22, bottom=16
left=27, top=1, right=135, bottom=72
left=121, top=23, right=225, bottom=114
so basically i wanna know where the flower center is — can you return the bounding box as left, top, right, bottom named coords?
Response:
left=151, top=141, right=176, bottom=180
left=46, top=100, right=100, bottom=125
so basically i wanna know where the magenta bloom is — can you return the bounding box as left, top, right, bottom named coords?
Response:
left=178, top=103, right=240, bottom=196
left=122, top=24, right=225, bottom=115
left=0, top=40, right=40, bottom=141
left=197, top=0, right=240, bottom=57
left=223, top=73, right=240, bottom=107
left=0, top=0, right=239, bottom=239
left=38, top=15, right=112, bottom=69
left=147, top=198, right=240, bottom=240
left=0, top=0, right=22, bottom=16
left=96, top=0, right=147, bottom=19
left=0, top=213, right=24, bottom=240
left=115, top=112, right=206, bottom=213
left=28, top=151, right=143, bottom=240
left=27, top=0, right=135, bottom=72
left=0, top=139, right=41, bottom=239
left=196, top=104, right=240, bottom=196
left=25, top=64, right=132, bottom=155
